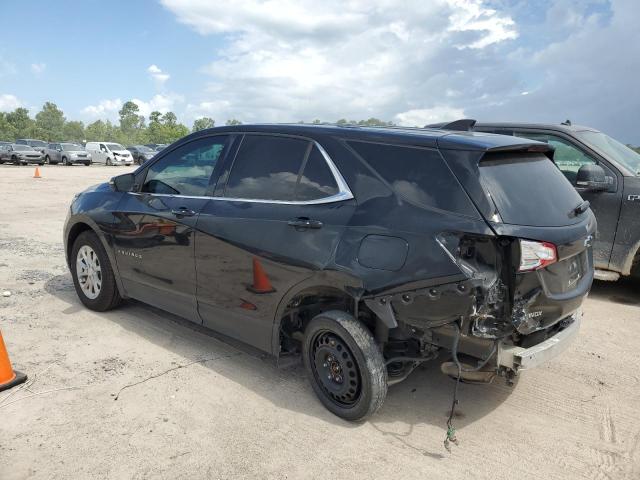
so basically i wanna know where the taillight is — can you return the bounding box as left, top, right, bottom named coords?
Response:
left=518, top=239, right=557, bottom=271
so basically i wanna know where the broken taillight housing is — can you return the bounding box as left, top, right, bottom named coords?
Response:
left=518, top=239, right=557, bottom=271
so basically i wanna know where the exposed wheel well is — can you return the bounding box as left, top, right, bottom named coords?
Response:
left=278, top=287, right=367, bottom=355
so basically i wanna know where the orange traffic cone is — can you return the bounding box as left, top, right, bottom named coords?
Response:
left=0, top=331, right=27, bottom=392
left=247, top=257, right=276, bottom=294
left=33, top=167, right=42, bottom=178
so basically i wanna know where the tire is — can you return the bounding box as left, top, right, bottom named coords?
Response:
left=70, top=230, right=121, bottom=311
left=106, top=157, right=112, bottom=166
left=62, top=157, right=70, bottom=166
left=303, top=310, right=387, bottom=421
left=45, top=155, right=50, bottom=164
left=84, top=161, right=91, bottom=166
left=38, top=162, right=44, bottom=166
left=11, top=156, right=19, bottom=165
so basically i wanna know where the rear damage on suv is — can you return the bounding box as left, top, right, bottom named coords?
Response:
left=346, top=135, right=595, bottom=387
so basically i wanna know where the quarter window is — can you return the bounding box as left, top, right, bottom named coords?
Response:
left=515, top=132, right=597, bottom=185
left=296, top=146, right=339, bottom=201
left=142, top=136, right=228, bottom=196
left=225, top=135, right=310, bottom=201
left=347, top=141, right=475, bottom=216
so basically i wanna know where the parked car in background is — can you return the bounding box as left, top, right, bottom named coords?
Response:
left=85, top=142, right=133, bottom=166
left=145, top=143, right=168, bottom=152
left=443, top=120, right=640, bottom=281
left=64, top=124, right=595, bottom=421
left=15, top=138, right=48, bottom=154
left=126, top=145, right=156, bottom=165
left=0, top=143, right=45, bottom=165
left=44, top=143, right=92, bottom=166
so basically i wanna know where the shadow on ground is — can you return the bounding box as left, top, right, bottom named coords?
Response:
left=45, top=273, right=515, bottom=454
left=589, top=277, right=640, bottom=306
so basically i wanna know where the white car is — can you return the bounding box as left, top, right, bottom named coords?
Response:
left=85, top=142, right=134, bottom=166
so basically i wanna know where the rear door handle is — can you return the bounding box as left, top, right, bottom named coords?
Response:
left=171, top=207, right=196, bottom=217
left=287, top=218, right=323, bottom=229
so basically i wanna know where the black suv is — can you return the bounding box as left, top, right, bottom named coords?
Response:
left=64, top=124, right=595, bottom=420
left=468, top=121, right=639, bottom=281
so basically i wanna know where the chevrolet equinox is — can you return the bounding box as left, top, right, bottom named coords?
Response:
left=64, top=124, right=596, bottom=420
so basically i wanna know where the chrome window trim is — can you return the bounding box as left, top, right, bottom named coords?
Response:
left=134, top=138, right=354, bottom=206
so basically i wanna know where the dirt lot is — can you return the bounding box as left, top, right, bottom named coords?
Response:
left=1, top=164, right=639, bottom=480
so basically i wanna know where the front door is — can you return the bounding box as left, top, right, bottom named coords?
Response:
left=111, top=134, right=231, bottom=321
left=514, top=131, right=622, bottom=269
left=195, top=134, right=355, bottom=353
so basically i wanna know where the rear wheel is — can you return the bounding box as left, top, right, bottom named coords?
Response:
left=303, top=311, right=387, bottom=421
left=70, top=231, right=121, bottom=311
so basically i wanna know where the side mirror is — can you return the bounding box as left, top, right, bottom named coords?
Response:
left=110, top=173, right=136, bottom=192
left=576, top=164, right=611, bottom=192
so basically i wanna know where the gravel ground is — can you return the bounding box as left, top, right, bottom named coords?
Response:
left=1, top=164, right=639, bottom=480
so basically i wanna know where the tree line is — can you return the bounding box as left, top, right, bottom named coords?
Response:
left=0, top=101, right=244, bottom=146
left=0, top=101, right=398, bottom=146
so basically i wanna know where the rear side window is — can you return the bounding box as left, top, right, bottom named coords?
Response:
left=347, top=141, right=475, bottom=216
left=479, top=153, right=585, bottom=227
left=225, top=135, right=309, bottom=201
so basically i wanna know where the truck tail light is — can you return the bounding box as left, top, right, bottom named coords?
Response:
left=518, top=239, right=557, bottom=271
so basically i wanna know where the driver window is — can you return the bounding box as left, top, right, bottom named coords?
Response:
left=515, top=132, right=596, bottom=185
left=142, top=136, right=229, bottom=196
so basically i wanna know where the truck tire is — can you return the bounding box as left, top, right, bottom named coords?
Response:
left=303, top=310, right=387, bottom=421
left=70, top=230, right=122, bottom=312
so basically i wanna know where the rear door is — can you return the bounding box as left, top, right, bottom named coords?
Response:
left=511, top=130, right=622, bottom=269
left=111, top=135, right=231, bottom=322
left=194, top=134, right=355, bottom=352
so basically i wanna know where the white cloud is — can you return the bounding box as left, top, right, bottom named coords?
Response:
left=81, top=98, right=123, bottom=119
left=31, top=63, right=46, bottom=74
left=0, top=94, right=22, bottom=111
left=161, top=0, right=518, bottom=124
left=147, top=64, right=170, bottom=86
left=395, top=106, right=466, bottom=127
left=132, top=93, right=184, bottom=117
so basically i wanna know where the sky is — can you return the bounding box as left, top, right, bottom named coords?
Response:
left=0, top=0, right=638, bottom=143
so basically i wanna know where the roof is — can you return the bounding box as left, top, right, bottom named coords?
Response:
left=192, top=123, right=551, bottom=153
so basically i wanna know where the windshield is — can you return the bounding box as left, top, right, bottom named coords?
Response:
left=14, top=145, right=34, bottom=151
left=136, top=146, right=154, bottom=153
left=576, top=130, right=640, bottom=175
left=29, top=140, right=47, bottom=148
left=106, top=143, right=124, bottom=151
left=62, top=143, right=84, bottom=151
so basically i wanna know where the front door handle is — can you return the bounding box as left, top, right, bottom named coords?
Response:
left=287, top=217, right=323, bottom=229
left=171, top=207, right=196, bottom=217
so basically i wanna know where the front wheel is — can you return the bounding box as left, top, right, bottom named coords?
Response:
left=70, top=231, right=121, bottom=311
left=45, top=155, right=50, bottom=164
left=303, top=311, right=387, bottom=421
left=106, top=157, right=112, bottom=166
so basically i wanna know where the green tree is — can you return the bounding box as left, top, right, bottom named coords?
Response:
left=0, top=112, right=17, bottom=141
left=5, top=108, right=34, bottom=139
left=34, top=102, right=66, bottom=141
left=192, top=117, right=215, bottom=132
left=147, top=111, right=163, bottom=143
left=85, top=120, right=117, bottom=141
left=225, top=118, right=242, bottom=126
left=118, top=101, right=146, bottom=144
left=63, top=121, right=85, bottom=143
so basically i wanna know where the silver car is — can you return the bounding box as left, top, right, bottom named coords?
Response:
left=0, top=144, right=44, bottom=165
left=44, top=143, right=92, bottom=166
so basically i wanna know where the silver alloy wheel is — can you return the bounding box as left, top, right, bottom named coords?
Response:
left=76, top=245, right=102, bottom=299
